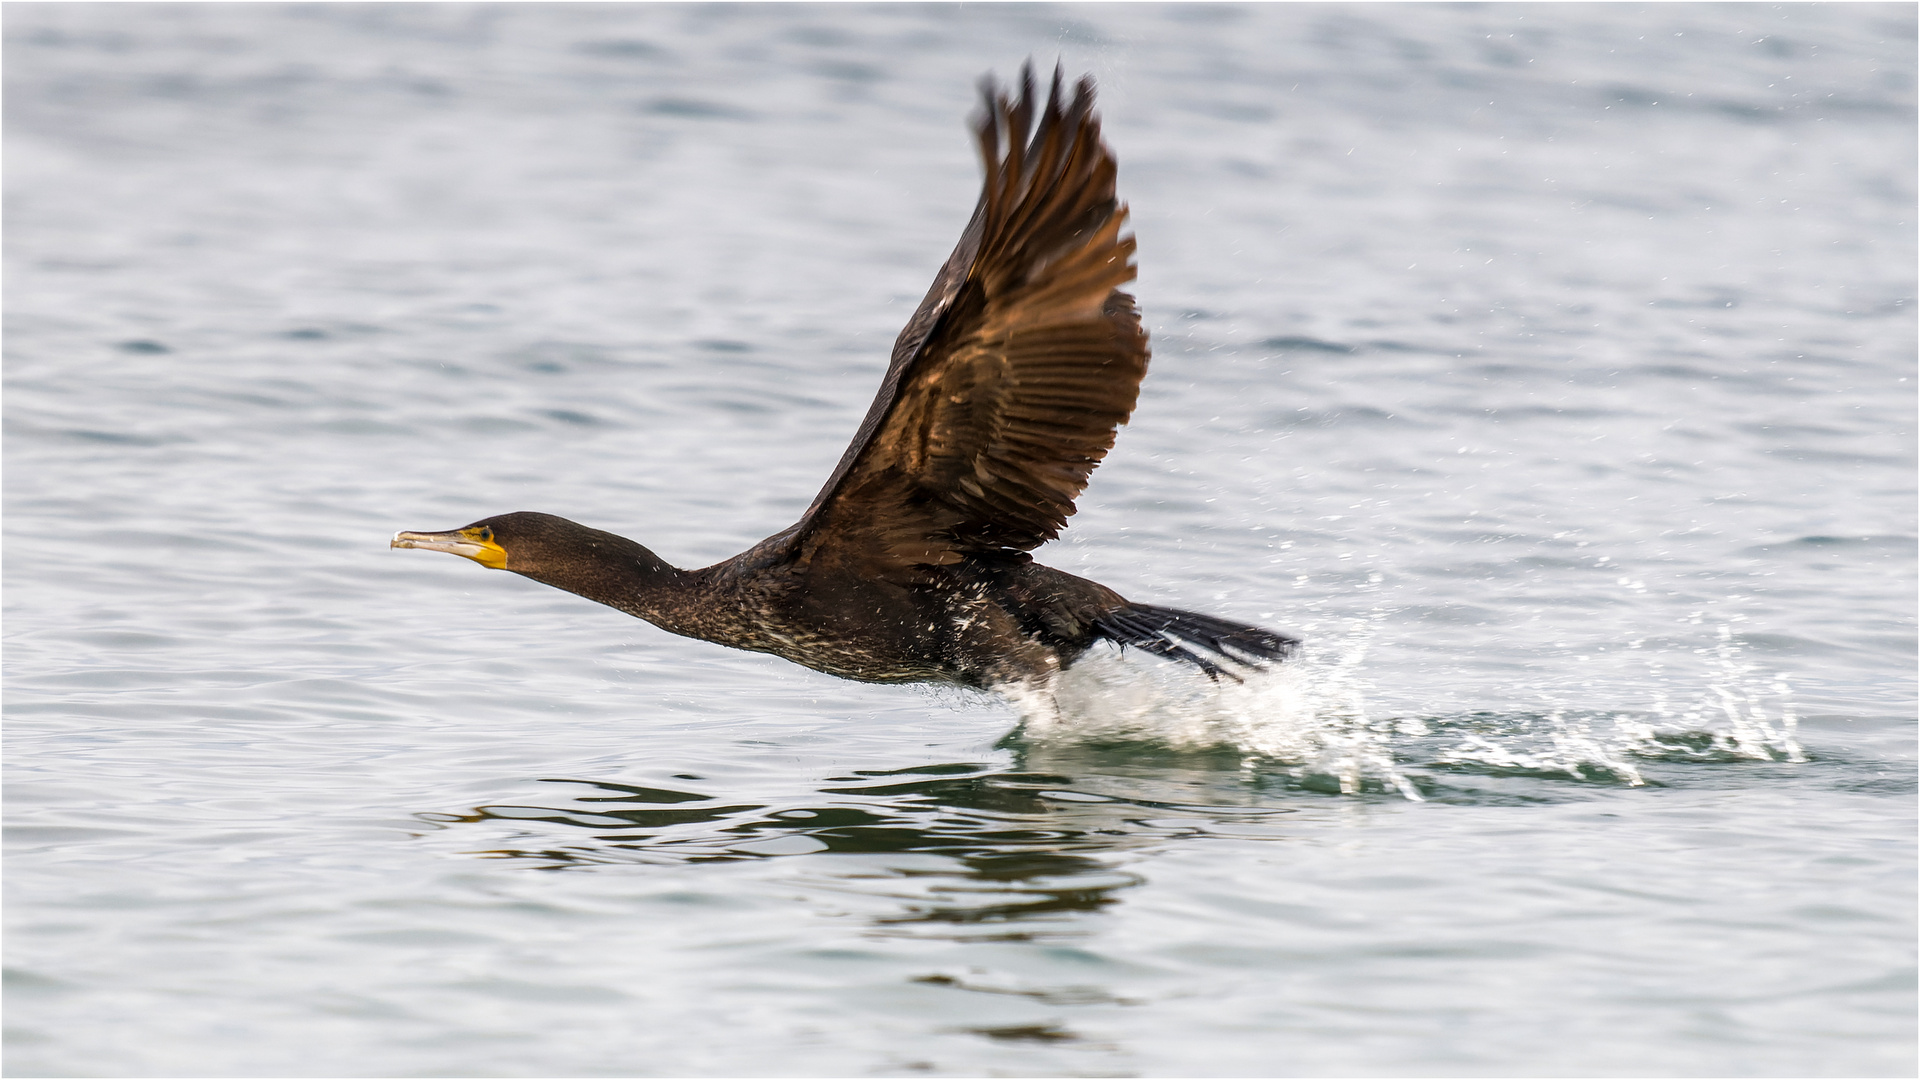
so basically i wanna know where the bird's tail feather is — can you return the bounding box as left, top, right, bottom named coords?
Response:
left=1092, top=603, right=1298, bottom=681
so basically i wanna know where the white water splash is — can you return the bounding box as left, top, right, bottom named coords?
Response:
left=1005, top=612, right=1424, bottom=799
left=1656, top=623, right=1806, bottom=762
left=1430, top=620, right=1806, bottom=782
left=1435, top=711, right=1654, bottom=786
left=997, top=615, right=1806, bottom=799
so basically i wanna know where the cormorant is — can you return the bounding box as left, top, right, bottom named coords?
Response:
left=393, top=66, right=1296, bottom=689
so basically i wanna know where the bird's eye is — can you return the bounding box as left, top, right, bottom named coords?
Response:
left=480, top=527, right=494, bottom=542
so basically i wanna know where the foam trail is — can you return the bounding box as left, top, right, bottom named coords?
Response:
left=1431, top=620, right=1806, bottom=779
left=999, top=615, right=1807, bottom=797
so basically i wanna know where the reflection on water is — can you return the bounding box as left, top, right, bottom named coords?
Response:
left=418, top=708, right=1815, bottom=940
left=420, top=761, right=1264, bottom=938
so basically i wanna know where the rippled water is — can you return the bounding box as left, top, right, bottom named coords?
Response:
left=6, top=4, right=1915, bottom=1076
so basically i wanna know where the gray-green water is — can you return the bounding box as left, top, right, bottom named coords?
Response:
left=6, top=4, right=1914, bottom=1076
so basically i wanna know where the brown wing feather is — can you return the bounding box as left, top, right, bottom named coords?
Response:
left=792, top=65, right=1150, bottom=572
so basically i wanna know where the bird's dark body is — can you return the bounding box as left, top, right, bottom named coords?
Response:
left=707, top=560, right=1104, bottom=687
left=486, top=514, right=1123, bottom=687
left=393, top=66, right=1298, bottom=690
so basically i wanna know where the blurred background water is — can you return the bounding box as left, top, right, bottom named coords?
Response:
left=5, top=3, right=1914, bottom=1076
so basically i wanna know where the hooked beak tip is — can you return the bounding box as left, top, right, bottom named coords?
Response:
left=390, top=528, right=508, bottom=569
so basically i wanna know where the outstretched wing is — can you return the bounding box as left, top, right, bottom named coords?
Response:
left=791, top=65, right=1150, bottom=573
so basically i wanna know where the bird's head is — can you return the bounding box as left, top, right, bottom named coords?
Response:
left=390, top=511, right=598, bottom=574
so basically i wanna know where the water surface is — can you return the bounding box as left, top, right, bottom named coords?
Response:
left=6, top=4, right=1915, bottom=1076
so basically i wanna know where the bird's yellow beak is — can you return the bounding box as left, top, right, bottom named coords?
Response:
left=391, top=527, right=508, bottom=569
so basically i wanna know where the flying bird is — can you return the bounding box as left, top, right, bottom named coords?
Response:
left=394, top=66, right=1296, bottom=689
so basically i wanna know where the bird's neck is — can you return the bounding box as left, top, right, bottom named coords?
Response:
left=513, top=536, right=702, bottom=632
